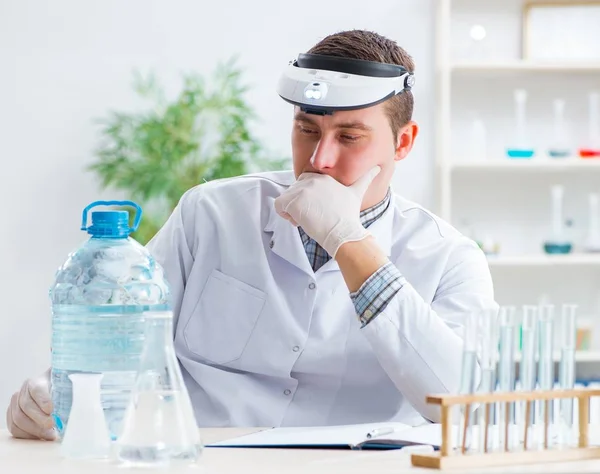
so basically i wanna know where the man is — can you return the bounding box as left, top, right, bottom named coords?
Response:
left=7, top=30, right=495, bottom=440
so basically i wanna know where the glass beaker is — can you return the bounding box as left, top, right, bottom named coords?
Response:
left=115, top=311, right=202, bottom=467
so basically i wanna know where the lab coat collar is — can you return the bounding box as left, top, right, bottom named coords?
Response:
left=264, top=189, right=395, bottom=274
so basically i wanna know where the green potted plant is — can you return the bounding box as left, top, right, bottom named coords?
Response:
left=88, top=57, right=288, bottom=244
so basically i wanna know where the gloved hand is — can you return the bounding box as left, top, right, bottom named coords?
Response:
left=6, top=369, right=56, bottom=440
left=275, top=166, right=381, bottom=258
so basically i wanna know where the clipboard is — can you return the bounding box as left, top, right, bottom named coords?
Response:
left=207, top=421, right=449, bottom=450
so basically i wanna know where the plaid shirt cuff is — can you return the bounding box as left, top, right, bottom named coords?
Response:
left=350, top=262, right=404, bottom=327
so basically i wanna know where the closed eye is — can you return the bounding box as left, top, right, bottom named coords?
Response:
left=298, top=125, right=318, bottom=135
left=341, top=134, right=361, bottom=142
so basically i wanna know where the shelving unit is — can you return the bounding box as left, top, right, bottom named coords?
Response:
left=435, top=0, right=600, bottom=223
left=434, top=0, right=600, bottom=375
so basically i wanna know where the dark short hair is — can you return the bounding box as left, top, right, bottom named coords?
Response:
left=307, top=29, right=415, bottom=140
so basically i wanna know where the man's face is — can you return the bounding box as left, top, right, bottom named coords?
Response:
left=291, top=103, right=417, bottom=209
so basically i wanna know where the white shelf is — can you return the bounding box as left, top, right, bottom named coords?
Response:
left=487, top=254, right=600, bottom=267
left=573, top=352, right=600, bottom=363
left=451, top=60, right=600, bottom=73
left=452, top=160, right=600, bottom=171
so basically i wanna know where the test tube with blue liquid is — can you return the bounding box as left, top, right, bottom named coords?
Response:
left=558, top=304, right=577, bottom=447
left=536, top=304, right=555, bottom=448
left=458, top=311, right=479, bottom=452
left=497, top=306, right=518, bottom=451
left=506, top=89, right=535, bottom=159
left=519, top=306, right=538, bottom=448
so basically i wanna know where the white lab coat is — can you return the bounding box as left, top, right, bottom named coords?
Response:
left=146, top=170, right=496, bottom=427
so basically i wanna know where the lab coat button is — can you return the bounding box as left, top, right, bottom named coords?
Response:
left=283, top=389, right=292, bottom=396
left=308, top=282, right=316, bottom=290
left=269, top=240, right=275, bottom=249
left=292, top=346, right=300, bottom=352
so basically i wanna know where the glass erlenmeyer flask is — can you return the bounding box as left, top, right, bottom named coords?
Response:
left=61, top=373, right=111, bottom=459
left=115, top=311, right=202, bottom=467
left=506, top=89, right=535, bottom=159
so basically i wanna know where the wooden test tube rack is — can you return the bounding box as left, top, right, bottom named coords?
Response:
left=411, top=388, right=600, bottom=470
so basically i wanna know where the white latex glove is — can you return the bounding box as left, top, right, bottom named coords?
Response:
left=6, top=369, right=56, bottom=440
left=275, top=166, right=381, bottom=257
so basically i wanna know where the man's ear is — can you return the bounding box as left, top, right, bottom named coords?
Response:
left=394, top=121, right=419, bottom=162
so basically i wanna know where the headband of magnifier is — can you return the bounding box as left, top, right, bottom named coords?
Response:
left=276, top=53, right=415, bottom=115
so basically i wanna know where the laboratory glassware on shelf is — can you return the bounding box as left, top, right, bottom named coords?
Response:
left=548, top=99, right=571, bottom=158
left=543, top=185, right=573, bottom=255
left=506, top=89, right=535, bottom=159
left=467, top=114, right=487, bottom=163
left=579, top=91, right=600, bottom=158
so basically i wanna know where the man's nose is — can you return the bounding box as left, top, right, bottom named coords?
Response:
left=310, top=138, right=339, bottom=170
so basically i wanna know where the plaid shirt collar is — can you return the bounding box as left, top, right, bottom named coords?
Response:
left=298, top=189, right=392, bottom=270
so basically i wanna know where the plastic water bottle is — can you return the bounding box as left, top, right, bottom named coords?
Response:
left=49, top=201, right=170, bottom=440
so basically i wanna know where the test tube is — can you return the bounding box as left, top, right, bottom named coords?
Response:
left=536, top=304, right=555, bottom=449
left=458, top=311, right=479, bottom=453
left=558, top=304, right=577, bottom=446
left=519, top=306, right=538, bottom=448
left=497, top=306, right=518, bottom=451
left=477, top=307, right=499, bottom=453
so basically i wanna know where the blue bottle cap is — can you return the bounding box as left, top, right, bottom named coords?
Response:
left=81, top=200, right=142, bottom=238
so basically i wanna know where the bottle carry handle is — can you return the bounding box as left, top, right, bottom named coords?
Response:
left=81, top=200, right=142, bottom=233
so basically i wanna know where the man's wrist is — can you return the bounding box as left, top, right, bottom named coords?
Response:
left=335, top=235, right=389, bottom=293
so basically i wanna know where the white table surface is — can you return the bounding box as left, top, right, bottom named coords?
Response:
left=2, top=428, right=600, bottom=473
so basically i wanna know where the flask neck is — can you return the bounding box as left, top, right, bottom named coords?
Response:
left=144, top=312, right=174, bottom=347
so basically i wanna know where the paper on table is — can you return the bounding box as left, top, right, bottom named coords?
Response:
left=208, top=421, right=448, bottom=450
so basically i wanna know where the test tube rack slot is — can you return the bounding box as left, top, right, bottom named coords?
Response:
left=411, top=388, right=600, bottom=470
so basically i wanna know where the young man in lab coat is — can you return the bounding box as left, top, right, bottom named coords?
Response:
left=7, top=29, right=495, bottom=440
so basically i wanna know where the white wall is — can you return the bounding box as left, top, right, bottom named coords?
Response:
left=0, top=0, right=436, bottom=424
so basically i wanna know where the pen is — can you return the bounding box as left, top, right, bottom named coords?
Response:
left=366, top=427, right=396, bottom=439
